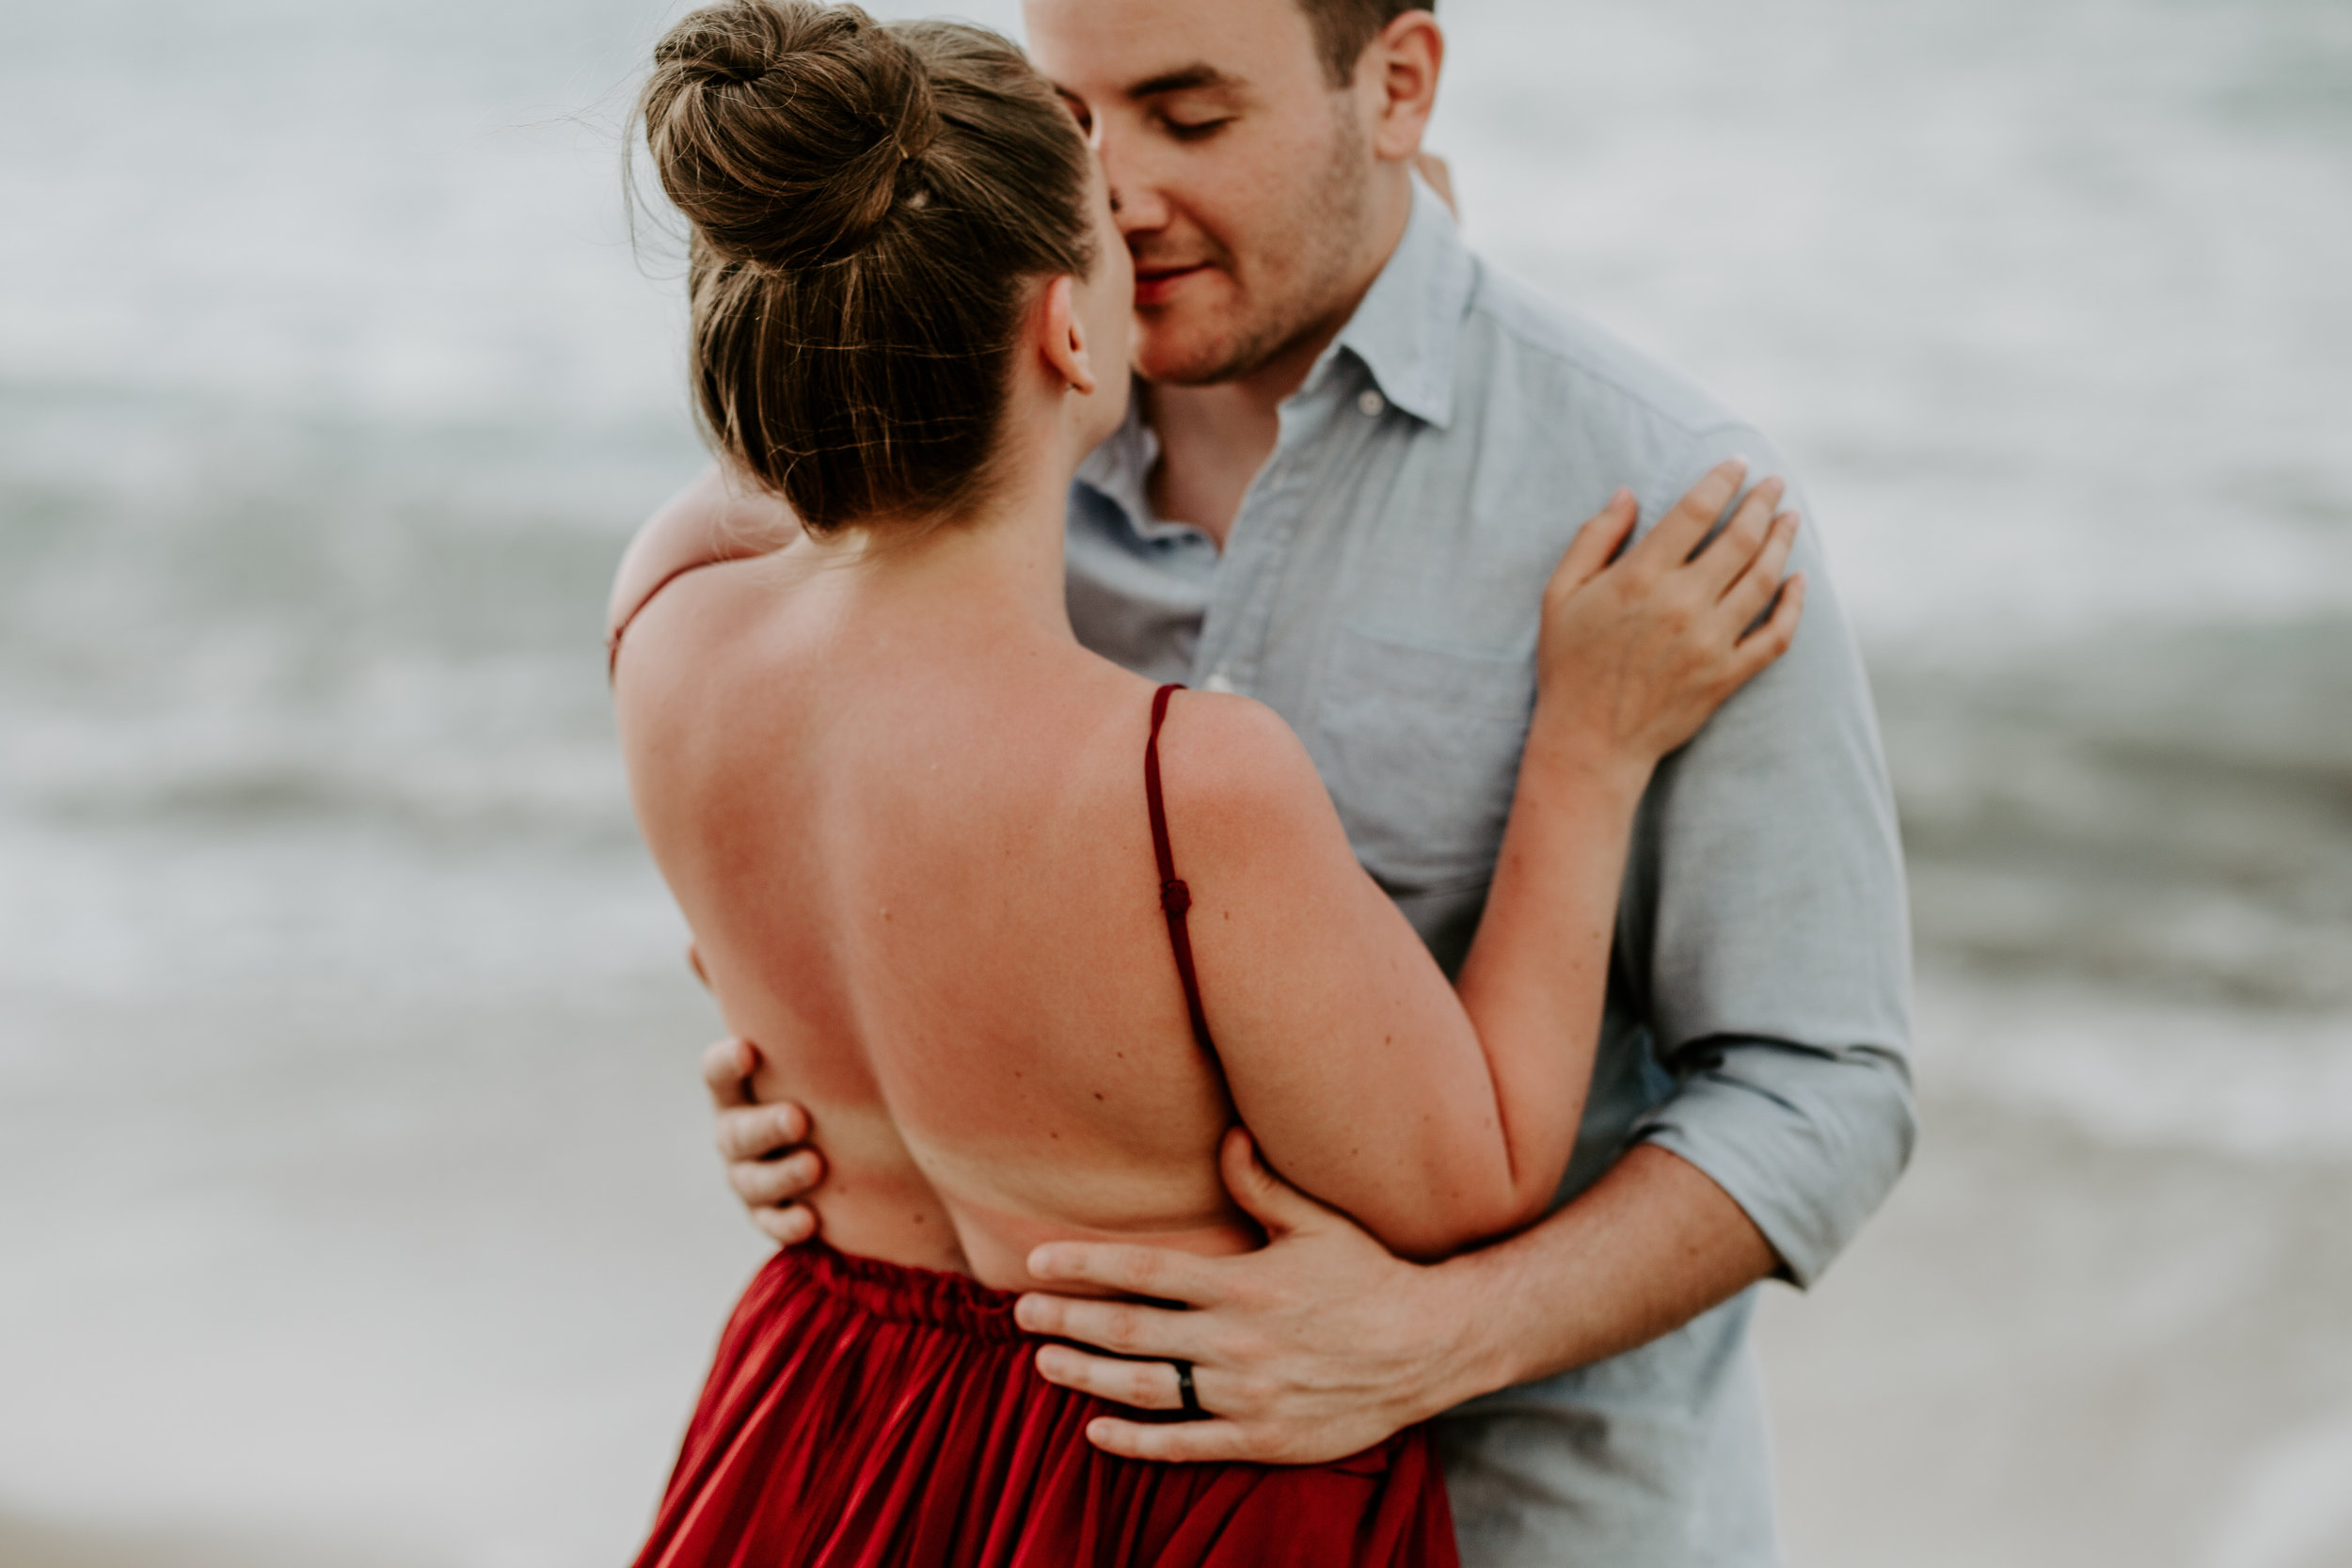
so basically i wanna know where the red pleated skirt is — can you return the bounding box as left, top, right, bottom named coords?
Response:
left=631, top=1242, right=1458, bottom=1567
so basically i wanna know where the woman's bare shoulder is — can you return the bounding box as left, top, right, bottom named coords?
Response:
left=1152, top=690, right=1348, bottom=872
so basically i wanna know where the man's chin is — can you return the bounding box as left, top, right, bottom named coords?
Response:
left=1131, top=323, right=1258, bottom=388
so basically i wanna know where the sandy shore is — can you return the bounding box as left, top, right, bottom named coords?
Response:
left=1760, top=1087, right=2352, bottom=1568
left=0, top=1513, right=413, bottom=1568
left=0, top=979, right=764, bottom=1568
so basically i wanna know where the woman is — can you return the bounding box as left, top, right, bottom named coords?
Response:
left=610, top=2, right=1803, bottom=1562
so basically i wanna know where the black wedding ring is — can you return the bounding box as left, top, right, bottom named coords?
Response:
left=1171, top=1358, right=1206, bottom=1418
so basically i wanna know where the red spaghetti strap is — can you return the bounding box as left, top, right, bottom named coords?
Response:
left=1146, top=683, right=1216, bottom=1053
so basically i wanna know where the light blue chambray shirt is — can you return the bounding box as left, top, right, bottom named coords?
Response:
left=1064, top=181, right=1915, bottom=1567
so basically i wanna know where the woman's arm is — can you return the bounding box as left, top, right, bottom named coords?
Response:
left=1170, top=462, right=1801, bottom=1260
left=607, top=465, right=802, bottom=662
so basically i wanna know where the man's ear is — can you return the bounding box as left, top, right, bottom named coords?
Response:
left=1037, top=275, right=1098, bottom=397
left=1366, top=9, right=1442, bottom=163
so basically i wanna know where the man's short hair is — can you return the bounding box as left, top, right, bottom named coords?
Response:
left=1296, top=0, right=1428, bottom=87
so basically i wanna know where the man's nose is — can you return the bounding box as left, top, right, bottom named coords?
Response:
left=1097, top=132, right=1169, bottom=238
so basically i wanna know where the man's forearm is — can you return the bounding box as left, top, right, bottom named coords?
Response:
left=1012, top=1132, right=1783, bottom=1464
left=1433, top=1143, right=1779, bottom=1399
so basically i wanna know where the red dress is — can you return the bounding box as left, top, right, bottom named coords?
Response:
left=630, top=686, right=1459, bottom=1567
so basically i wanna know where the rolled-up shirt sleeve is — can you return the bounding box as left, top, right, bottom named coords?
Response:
left=1637, top=1041, right=1915, bottom=1288
left=1614, top=427, right=1917, bottom=1288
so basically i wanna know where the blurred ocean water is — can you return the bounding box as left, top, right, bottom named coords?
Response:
left=2, top=0, right=2348, bottom=1562
left=5, top=0, right=2347, bottom=1107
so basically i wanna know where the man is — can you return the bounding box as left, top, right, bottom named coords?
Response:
left=632, top=0, right=1913, bottom=1559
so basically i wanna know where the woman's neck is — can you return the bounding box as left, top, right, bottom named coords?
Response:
left=799, top=451, right=1080, bottom=651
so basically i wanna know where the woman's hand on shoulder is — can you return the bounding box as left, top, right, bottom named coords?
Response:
left=1532, top=459, right=1805, bottom=773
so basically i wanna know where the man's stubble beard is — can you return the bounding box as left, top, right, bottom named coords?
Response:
left=1148, top=102, right=1375, bottom=388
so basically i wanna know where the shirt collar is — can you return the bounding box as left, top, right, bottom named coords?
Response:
left=1326, top=172, right=1473, bottom=430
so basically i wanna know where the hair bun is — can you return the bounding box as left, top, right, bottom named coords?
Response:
left=640, top=4, right=1096, bottom=532
left=645, top=0, right=938, bottom=266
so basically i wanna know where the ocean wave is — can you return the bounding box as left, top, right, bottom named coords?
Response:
left=1918, top=968, right=2352, bottom=1160
left=1883, top=617, right=2352, bottom=1012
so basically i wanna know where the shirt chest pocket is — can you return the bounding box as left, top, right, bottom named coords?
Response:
left=1312, top=627, right=1534, bottom=896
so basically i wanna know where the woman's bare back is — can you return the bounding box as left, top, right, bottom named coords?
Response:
left=617, top=459, right=1801, bottom=1293
left=617, top=545, right=1255, bottom=1291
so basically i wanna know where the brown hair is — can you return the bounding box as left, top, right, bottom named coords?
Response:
left=638, top=0, right=1095, bottom=532
left=1296, top=0, right=1433, bottom=87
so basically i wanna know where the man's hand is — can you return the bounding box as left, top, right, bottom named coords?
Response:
left=702, top=1037, right=824, bottom=1246
left=1012, top=1131, right=1496, bottom=1464
left=1014, top=1131, right=1779, bottom=1465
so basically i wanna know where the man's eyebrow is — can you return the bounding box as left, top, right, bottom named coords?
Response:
left=1123, top=64, right=1233, bottom=100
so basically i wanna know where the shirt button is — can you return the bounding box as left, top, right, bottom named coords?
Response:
left=1358, top=389, right=1386, bottom=418
left=1204, top=671, right=1237, bottom=694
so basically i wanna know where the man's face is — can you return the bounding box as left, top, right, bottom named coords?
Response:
left=1024, top=0, right=1382, bottom=387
